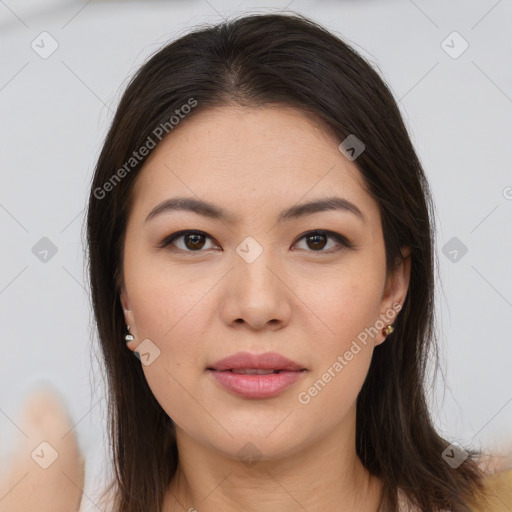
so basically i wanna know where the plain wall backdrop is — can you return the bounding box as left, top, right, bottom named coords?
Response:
left=1, top=0, right=511, bottom=509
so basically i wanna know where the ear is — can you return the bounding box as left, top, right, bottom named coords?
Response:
left=120, top=286, right=138, bottom=352
left=376, top=246, right=411, bottom=345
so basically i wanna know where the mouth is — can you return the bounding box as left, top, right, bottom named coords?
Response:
left=207, top=368, right=305, bottom=374
left=206, top=368, right=307, bottom=399
left=207, top=351, right=306, bottom=373
left=205, top=352, right=307, bottom=399
left=206, top=353, right=308, bottom=400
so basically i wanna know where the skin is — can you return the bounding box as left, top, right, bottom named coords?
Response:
left=0, top=388, right=84, bottom=512
left=120, top=104, right=411, bottom=512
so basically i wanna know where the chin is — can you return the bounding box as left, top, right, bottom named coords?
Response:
left=200, top=424, right=313, bottom=463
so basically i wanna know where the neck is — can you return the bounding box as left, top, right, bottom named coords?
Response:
left=163, top=407, right=383, bottom=512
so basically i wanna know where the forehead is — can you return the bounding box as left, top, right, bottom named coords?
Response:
left=129, top=105, right=379, bottom=227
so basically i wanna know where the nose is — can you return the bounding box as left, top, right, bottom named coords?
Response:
left=219, top=248, right=292, bottom=332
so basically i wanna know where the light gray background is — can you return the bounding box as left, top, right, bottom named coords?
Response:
left=1, top=0, right=511, bottom=510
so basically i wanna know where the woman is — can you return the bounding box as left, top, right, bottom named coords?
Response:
left=12, top=11, right=506, bottom=512
left=83, top=12, right=512, bottom=511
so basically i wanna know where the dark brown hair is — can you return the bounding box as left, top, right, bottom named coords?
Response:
left=87, top=12, right=494, bottom=511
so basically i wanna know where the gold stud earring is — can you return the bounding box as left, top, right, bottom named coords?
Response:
left=382, top=324, right=394, bottom=337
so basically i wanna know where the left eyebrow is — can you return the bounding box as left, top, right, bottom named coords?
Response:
left=278, top=196, right=366, bottom=224
left=145, top=196, right=367, bottom=225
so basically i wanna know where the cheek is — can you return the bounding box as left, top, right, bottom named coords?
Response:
left=125, top=259, right=220, bottom=400
left=131, top=280, right=212, bottom=431
left=294, top=267, right=383, bottom=405
left=330, top=286, right=383, bottom=346
left=129, top=279, right=209, bottom=373
left=125, top=249, right=209, bottom=341
left=296, top=290, right=378, bottom=422
left=300, top=265, right=384, bottom=350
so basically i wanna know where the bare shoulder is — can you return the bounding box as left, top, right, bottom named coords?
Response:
left=395, top=453, right=512, bottom=512
left=476, top=450, right=512, bottom=475
left=468, top=452, right=512, bottom=511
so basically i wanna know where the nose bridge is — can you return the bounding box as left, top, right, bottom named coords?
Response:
left=222, top=235, right=291, bottom=329
left=233, top=235, right=278, bottom=293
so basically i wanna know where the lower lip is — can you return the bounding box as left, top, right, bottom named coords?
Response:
left=207, top=369, right=306, bottom=399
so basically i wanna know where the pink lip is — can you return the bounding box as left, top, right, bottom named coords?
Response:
left=208, top=351, right=305, bottom=372
left=208, top=370, right=305, bottom=399
left=207, top=351, right=307, bottom=399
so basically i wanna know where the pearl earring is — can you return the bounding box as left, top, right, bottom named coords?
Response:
left=125, top=325, right=134, bottom=342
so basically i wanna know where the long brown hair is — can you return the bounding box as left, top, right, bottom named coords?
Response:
left=87, top=12, right=494, bottom=511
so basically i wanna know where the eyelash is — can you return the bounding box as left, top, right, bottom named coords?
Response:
left=158, top=229, right=354, bottom=254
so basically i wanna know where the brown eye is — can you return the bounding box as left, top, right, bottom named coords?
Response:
left=305, top=233, right=328, bottom=250
left=293, top=230, right=352, bottom=252
left=160, top=230, right=218, bottom=252
left=182, top=233, right=206, bottom=250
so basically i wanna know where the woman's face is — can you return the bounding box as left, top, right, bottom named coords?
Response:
left=121, top=105, right=410, bottom=461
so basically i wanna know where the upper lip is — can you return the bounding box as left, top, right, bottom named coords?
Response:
left=208, top=351, right=306, bottom=371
